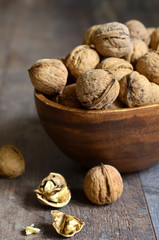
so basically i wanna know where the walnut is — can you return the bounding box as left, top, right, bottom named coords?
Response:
left=125, top=38, right=148, bottom=65
left=0, top=145, right=25, bottom=178
left=136, top=51, right=159, bottom=84
left=82, top=24, right=101, bottom=46
left=57, top=84, right=82, bottom=108
left=75, top=69, right=120, bottom=109
left=65, top=45, right=100, bottom=79
left=150, top=82, right=159, bottom=104
left=51, top=210, right=85, bottom=237
left=92, top=22, right=131, bottom=57
left=125, top=19, right=150, bottom=45
left=96, top=57, right=133, bottom=81
left=25, top=224, right=40, bottom=236
left=150, top=28, right=159, bottom=51
left=34, top=172, right=71, bottom=208
left=147, top=27, right=156, bottom=39
left=28, top=58, right=68, bottom=95
left=119, top=71, right=152, bottom=107
left=84, top=164, right=123, bottom=205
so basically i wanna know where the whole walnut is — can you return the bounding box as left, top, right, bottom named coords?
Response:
left=83, top=24, right=101, bottom=46
left=96, top=57, right=133, bottom=81
left=125, top=19, right=150, bottom=45
left=84, top=164, right=123, bottom=205
left=150, top=82, right=159, bottom=104
left=150, top=28, right=159, bottom=51
left=57, top=84, right=81, bottom=108
left=0, top=145, right=25, bottom=178
left=147, top=27, right=156, bottom=39
left=75, top=69, right=120, bottom=109
left=28, top=58, right=68, bottom=95
left=92, top=22, right=131, bottom=57
left=136, top=51, right=159, bottom=84
left=119, top=71, right=152, bottom=107
left=125, top=38, right=148, bottom=65
left=65, top=45, right=100, bottom=79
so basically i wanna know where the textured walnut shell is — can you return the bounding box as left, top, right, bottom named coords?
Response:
left=125, top=38, right=148, bottom=65
left=84, top=164, right=123, bottom=205
left=28, top=58, right=68, bottom=95
left=57, top=84, right=82, bottom=108
left=125, top=19, right=150, bottom=45
left=96, top=57, right=133, bottom=81
left=65, top=45, right=100, bottom=79
left=147, top=27, right=156, bottom=39
left=92, top=22, right=131, bottom=57
left=136, top=51, right=159, bottom=84
left=75, top=69, right=120, bottom=109
left=119, top=71, right=152, bottom=107
left=51, top=210, right=85, bottom=237
left=150, top=82, right=159, bottom=104
left=82, top=24, right=101, bottom=46
left=0, top=145, right=25, bottom=178
left=150, top=28, right=159, bottom=50
left=34, top=172, right=71, bottom=208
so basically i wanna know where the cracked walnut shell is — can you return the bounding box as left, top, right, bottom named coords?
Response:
left=97, top=57, right=133, bottom=81
left=28, top=58, right=68, bottom=95
left=0, top=145, right=25, bottom=178
left=119, top=71, right=152, bottom=107
left=34, top=172, right=71, bottom=208
left=75, top=69, right=120, bottom=109
left=51, top=210, right=85, bottom=237
left=92, top=22, right=131, bottom=57
left=125, top=19, right=150, bottom=45
left=84, top=164, right=123, bottom=205
left=136, top=51, right=159, bottom=84
left=65, top=45, right=100, bottom=79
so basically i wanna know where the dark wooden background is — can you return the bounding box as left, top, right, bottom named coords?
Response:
left=0, top=0, right=159, bottom=239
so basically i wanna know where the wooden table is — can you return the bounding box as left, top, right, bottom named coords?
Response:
left=0, top=1, right=159, bottom=239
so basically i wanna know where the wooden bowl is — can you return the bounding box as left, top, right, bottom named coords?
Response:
left=34, top=90, right=159, bottom=173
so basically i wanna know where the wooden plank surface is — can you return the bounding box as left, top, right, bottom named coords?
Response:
left=0, top=0, right=159, bottom=239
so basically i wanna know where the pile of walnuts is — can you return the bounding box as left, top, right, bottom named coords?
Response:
left=28, top=19, right=159, bottom=110
left=28, top=20, right=159, bottom=110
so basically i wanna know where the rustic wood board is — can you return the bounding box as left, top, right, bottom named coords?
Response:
left=0, top=0, right=159, bottom=239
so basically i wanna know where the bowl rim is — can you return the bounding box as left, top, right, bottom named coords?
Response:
left=34, top=89, right=159, bottom=114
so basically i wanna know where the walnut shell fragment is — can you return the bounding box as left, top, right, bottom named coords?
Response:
left=92, top=22, right=131, bottom=57
left=65, top=45, right=100, bottom=79
left=136, top=51, right=159, bottom=84
left=57, top=84, right=81, bottom=108
left=119, top=71, right=152, bottom=107
left=125, top=38, right=148, bottom=65
left=28, top=58, right=68, bottom=95
left=0, top=145, right=25, bottom=178
left=82, top=24, right=101, bottom=46
left=84, top=164, right=123, bottom=205
left=97, top=57, right=133, bottom=81
left=51, top=210, right=85, bottom=237
left=125, top=19, right=150, bottom=45
left=34, top=172, right=71, bottom=208
left=150, top=28, right=159, bottom=50
left=75, top=69, right=120, bottom=109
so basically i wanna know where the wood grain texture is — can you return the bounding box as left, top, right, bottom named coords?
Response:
left=0, top=0, right=158, bottom=239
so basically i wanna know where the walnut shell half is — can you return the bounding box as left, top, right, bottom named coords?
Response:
left=51, top=210, right=85, bottom=237
left=34, top=172, right=71, bottom=208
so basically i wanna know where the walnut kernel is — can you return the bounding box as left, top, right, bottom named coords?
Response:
left=25, top=224, right=40, bottom=236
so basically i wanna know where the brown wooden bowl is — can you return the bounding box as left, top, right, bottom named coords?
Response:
left=34, top=90, right=159, bottom=173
